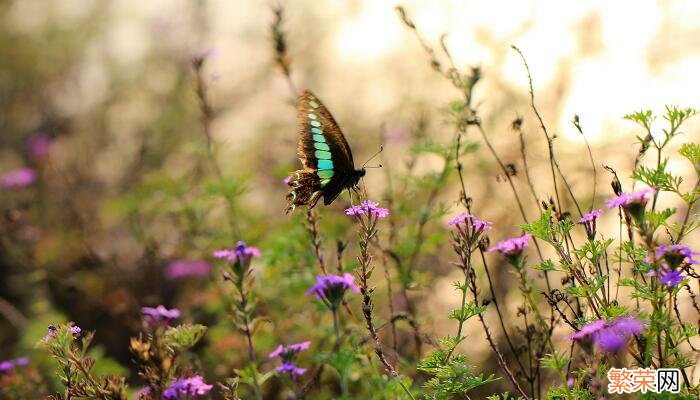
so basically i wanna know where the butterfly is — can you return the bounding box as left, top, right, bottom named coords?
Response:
left=285, top=90, right=365, bottom=213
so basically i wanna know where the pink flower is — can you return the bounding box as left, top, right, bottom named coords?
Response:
left=605, top=188, right=654, bottom=209
left=163, top=375, right=212, bottom=398
left=269, top=341, right=310, bottom=378
left=165, top=259, right=211, bottom=279
left=213, top=241, right=261, bottom=264
left=25, top=133, right=52, bottom=160
left=578, top=209, right=602, bottom=224
left=578, top=209, right=603, bottom=239
left=345, top=200, right=389, bottom=219
left=141, top=305, right=180, bottom=328
left=487, top=233, right=533, bottom=257
left=568, top=316, right=645, bottom=353
left=0, top=168, right=36, bottom=189
left=655, top=245, right=700, bottom=266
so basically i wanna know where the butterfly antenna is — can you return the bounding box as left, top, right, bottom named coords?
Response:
left=362, top=146, right=384, bottom=168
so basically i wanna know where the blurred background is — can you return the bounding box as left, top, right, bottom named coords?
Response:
left=1, top=0, right=699, bottom=396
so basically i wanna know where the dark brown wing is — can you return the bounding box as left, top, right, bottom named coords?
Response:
left=297, top=91, right=356, bottom=174
left=288, top=90, right=359, bottom=211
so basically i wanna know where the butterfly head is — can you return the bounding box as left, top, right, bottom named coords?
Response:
left=351, top=168, right=366, bottom=189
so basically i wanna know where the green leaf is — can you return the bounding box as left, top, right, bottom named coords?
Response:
left=679, top=142, right=700, bottom=172
left=163, top=324, right=208, bottom=352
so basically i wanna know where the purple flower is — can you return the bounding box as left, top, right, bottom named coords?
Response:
left=276, top=362, right=306, bottom=377
left=268, top=341, right=311, bottom=360
left=26, top=133, right=52, bottom=160
left=307, top=273, right=360, bottom=310
left=448, top=212, right=492, bottom=232
left=578, top=209, right=603, bottom=223
left=165, top=259, right=212, bottom=279
left=655, top=244, right=700, bottom=267
left=163, top=375, right=213, bottom=399
left=13, top=357, right=28, bottom=367
left=567, top=319, right=605, bottom=341
left=345, top=200, right=390, bottom=219
left=269, top=341, right=310, bottom=378
left=487, top=233, right=533, bottom=258
left=42, top=324, right=58, bottom=341
left=134, top=386, right=152, bottom=399
left=595, top=329, right=627, bottom=352
left=568, top=316, right=644, bottom=353
left=605, top=188, right=654, bottom=209
left=213, top=241, right=261, bottom=265
left=659, top=269, right=684, bottom=287
left=0, top=168, right=36, bottom=189
left=448, top=212, right=492, bottom=244
left=0, top=360, right=15, bottom=373
left=142, top=305, right=180, bottom=328
left=578, top=209, right=603, bottom=240
left=610, top=317, right=645, bottom=336
left=42, top=324, right=80, bottom=341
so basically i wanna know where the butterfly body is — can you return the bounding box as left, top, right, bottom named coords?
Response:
left=285, top=91, right=365, bottom=213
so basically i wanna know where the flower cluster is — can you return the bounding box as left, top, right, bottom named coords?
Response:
left=0, top=357, right=28, bottom=374
left=269, top=341, right=310, bottom=378
left=163, top=375, right=213, bottom=399
left=605, top=187, right=655, bottom=223
left=448, top=212, right=492, bottom=245
left=487, top=233, right=533, bottom=261
left=42, top=324, right=81, bottom=341
left=165, top=259, right=211, bottom=280
left=655, top=244, right=700, bottom=267
left=0, top=168, right=36, bottom=189
left=568, top=316, right=644, bottom=353
left=578, top=209, right=602, bottom=240
left=142, top=305, right=180, bottom=329
left=345, top=200, right=389, bottom=219
left=307, top=273, right=360, bottom=311
left=214, top=241, right=261, bottom=276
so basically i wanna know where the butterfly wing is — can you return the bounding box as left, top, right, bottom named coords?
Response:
left=296, top=91, right=359, bottom=204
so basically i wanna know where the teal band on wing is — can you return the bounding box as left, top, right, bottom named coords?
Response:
left=311, top=127, right=323, bottom=135
left=317, top=169, right=334, bottom=178
left=308, top=113, right=317, bottom=120
left=313, top=134, right=326, bottom=143
left=315, top=150, right=332, bottom=159
left=310, top=120, right=321, bottom=127
left=317, top=160, right=333, bottom=170
left=313, top=142, right=330, bottom=151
